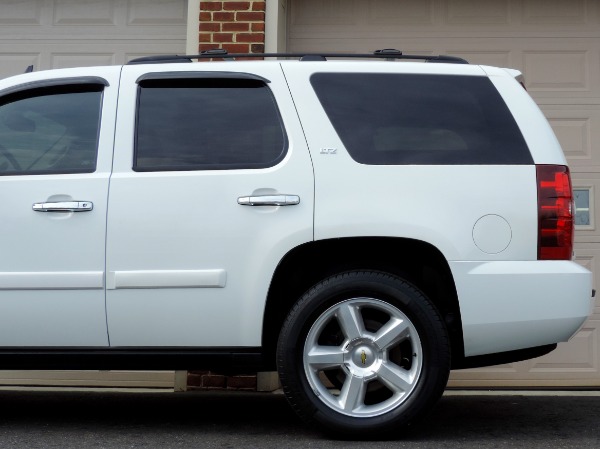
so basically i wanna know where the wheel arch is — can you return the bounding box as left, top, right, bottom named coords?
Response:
left=262, top=237, right=464, bottom=369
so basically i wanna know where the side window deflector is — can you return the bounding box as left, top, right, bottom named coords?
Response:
left=136, top=71, right=270, bottom=84
left=0, top=76, right=109, bottom=97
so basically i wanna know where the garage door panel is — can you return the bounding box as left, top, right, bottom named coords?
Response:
left=57, top=0, right=186, bottom=29
left=127, top=0, right=187, bottom=26
left=575, top=247, right=595, bottom=272
left=51, top=52, right=116, bottom=69
left=0, top=1, right=43, bottom=26
left=367, top=0, right=434, bottom=25
left=0, top=53, right=40, bottom=79
left=523, top=0, right=587, bottom=25
left=53, top=0, right=116, bottom=25
left=545, top=109, right=600, bottom=171
left=524, top=51, right=591, bottom=93
left=290, top=0, right=358, bottom=28
left=531, top=340, right=597, bottom=376
left=446, top=0, right=510, bottom=25
left=531, top=326, right=597, bottom=372
left=573, top=245, right=600, bottom=316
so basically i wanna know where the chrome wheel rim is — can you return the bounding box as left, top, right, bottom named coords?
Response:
left=303, top=298, right=423, bottom=418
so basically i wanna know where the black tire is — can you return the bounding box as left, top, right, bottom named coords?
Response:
left=277, top=271, right=450, bottom=438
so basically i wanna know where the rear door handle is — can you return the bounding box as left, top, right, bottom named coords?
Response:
left=237, top=195, right=300, bottom=206
left=33, top=201, right=93, bottom=212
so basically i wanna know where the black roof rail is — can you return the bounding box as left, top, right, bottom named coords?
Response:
left=127, top=54, right=193, bottom=64
left=127, top=49, right=469, bottom=65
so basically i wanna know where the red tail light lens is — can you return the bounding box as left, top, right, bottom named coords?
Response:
left=537, top=165, right=574, bottom=260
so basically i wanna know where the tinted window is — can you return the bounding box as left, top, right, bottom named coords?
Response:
left=311, top=73, right=532, bottom=165
left=0, top=84, right=102, bottom=175
left=135, top=78, right=287, bottom=171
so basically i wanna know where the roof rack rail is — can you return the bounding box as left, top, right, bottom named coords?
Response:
left=127, top=54, right=194, bottom=64
left=127, top=49, right=469, bottom=65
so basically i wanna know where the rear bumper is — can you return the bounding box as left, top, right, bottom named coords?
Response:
left=449, top=260, right=593, bottom=357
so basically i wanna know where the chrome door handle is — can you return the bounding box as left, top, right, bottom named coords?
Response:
left=33, top=201, right=93, bottom=212
left=237, top=195, right=300, bottom=206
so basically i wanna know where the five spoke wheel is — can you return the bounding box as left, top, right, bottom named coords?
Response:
left=303, top=298, right=422, bottom=417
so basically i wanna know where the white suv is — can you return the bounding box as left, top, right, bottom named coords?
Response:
left=0, top=50, right=592, bottom=437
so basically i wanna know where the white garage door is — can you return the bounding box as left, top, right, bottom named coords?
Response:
left=0, top=0, right=188, bottom=388
left=289, top=0, right=600, bottom=387
left=0, top=0, right=187, bottom=79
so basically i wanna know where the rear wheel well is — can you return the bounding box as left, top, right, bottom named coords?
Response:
left=262, top=237, right=463, bottom=369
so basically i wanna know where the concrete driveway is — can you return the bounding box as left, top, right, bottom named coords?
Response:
left=0, top=388, right=598, bottom=448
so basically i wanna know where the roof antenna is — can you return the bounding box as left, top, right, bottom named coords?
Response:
left=25, top=65, right=34, bottom=73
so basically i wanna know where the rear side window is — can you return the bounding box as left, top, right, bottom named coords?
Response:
left=0, top=84, right=102, bottom=175
left=310, top=73, right=532, bottom=165
left=135, top=78, right=287, bottom=171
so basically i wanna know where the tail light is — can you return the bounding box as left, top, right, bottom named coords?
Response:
left=537, top=165, right=574, bottom=260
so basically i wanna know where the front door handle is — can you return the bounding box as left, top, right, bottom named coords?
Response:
left=33, top=201, right=93, bottom=212
left=237, top=195, right=300, bottom=206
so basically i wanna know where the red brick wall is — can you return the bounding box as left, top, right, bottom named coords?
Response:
left=199, top=1, right=266, bottom=54
left=187, top=370, right=257, bottom=391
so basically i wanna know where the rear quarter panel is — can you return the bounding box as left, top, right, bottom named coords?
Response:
left=282, top=62, right=538, bottom=262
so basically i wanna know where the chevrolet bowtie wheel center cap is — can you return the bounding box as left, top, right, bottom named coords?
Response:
left=353, top=345, right=376, bottom=368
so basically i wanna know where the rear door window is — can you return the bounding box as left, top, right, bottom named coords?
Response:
left=134, top=77, right=287, bottom=171
left=310, top=73, right=532, bottom=165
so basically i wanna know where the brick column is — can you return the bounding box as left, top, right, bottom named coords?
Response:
left=185, top=0, right=268, bottom=392
left=199, top=1, right=266, bottom=54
